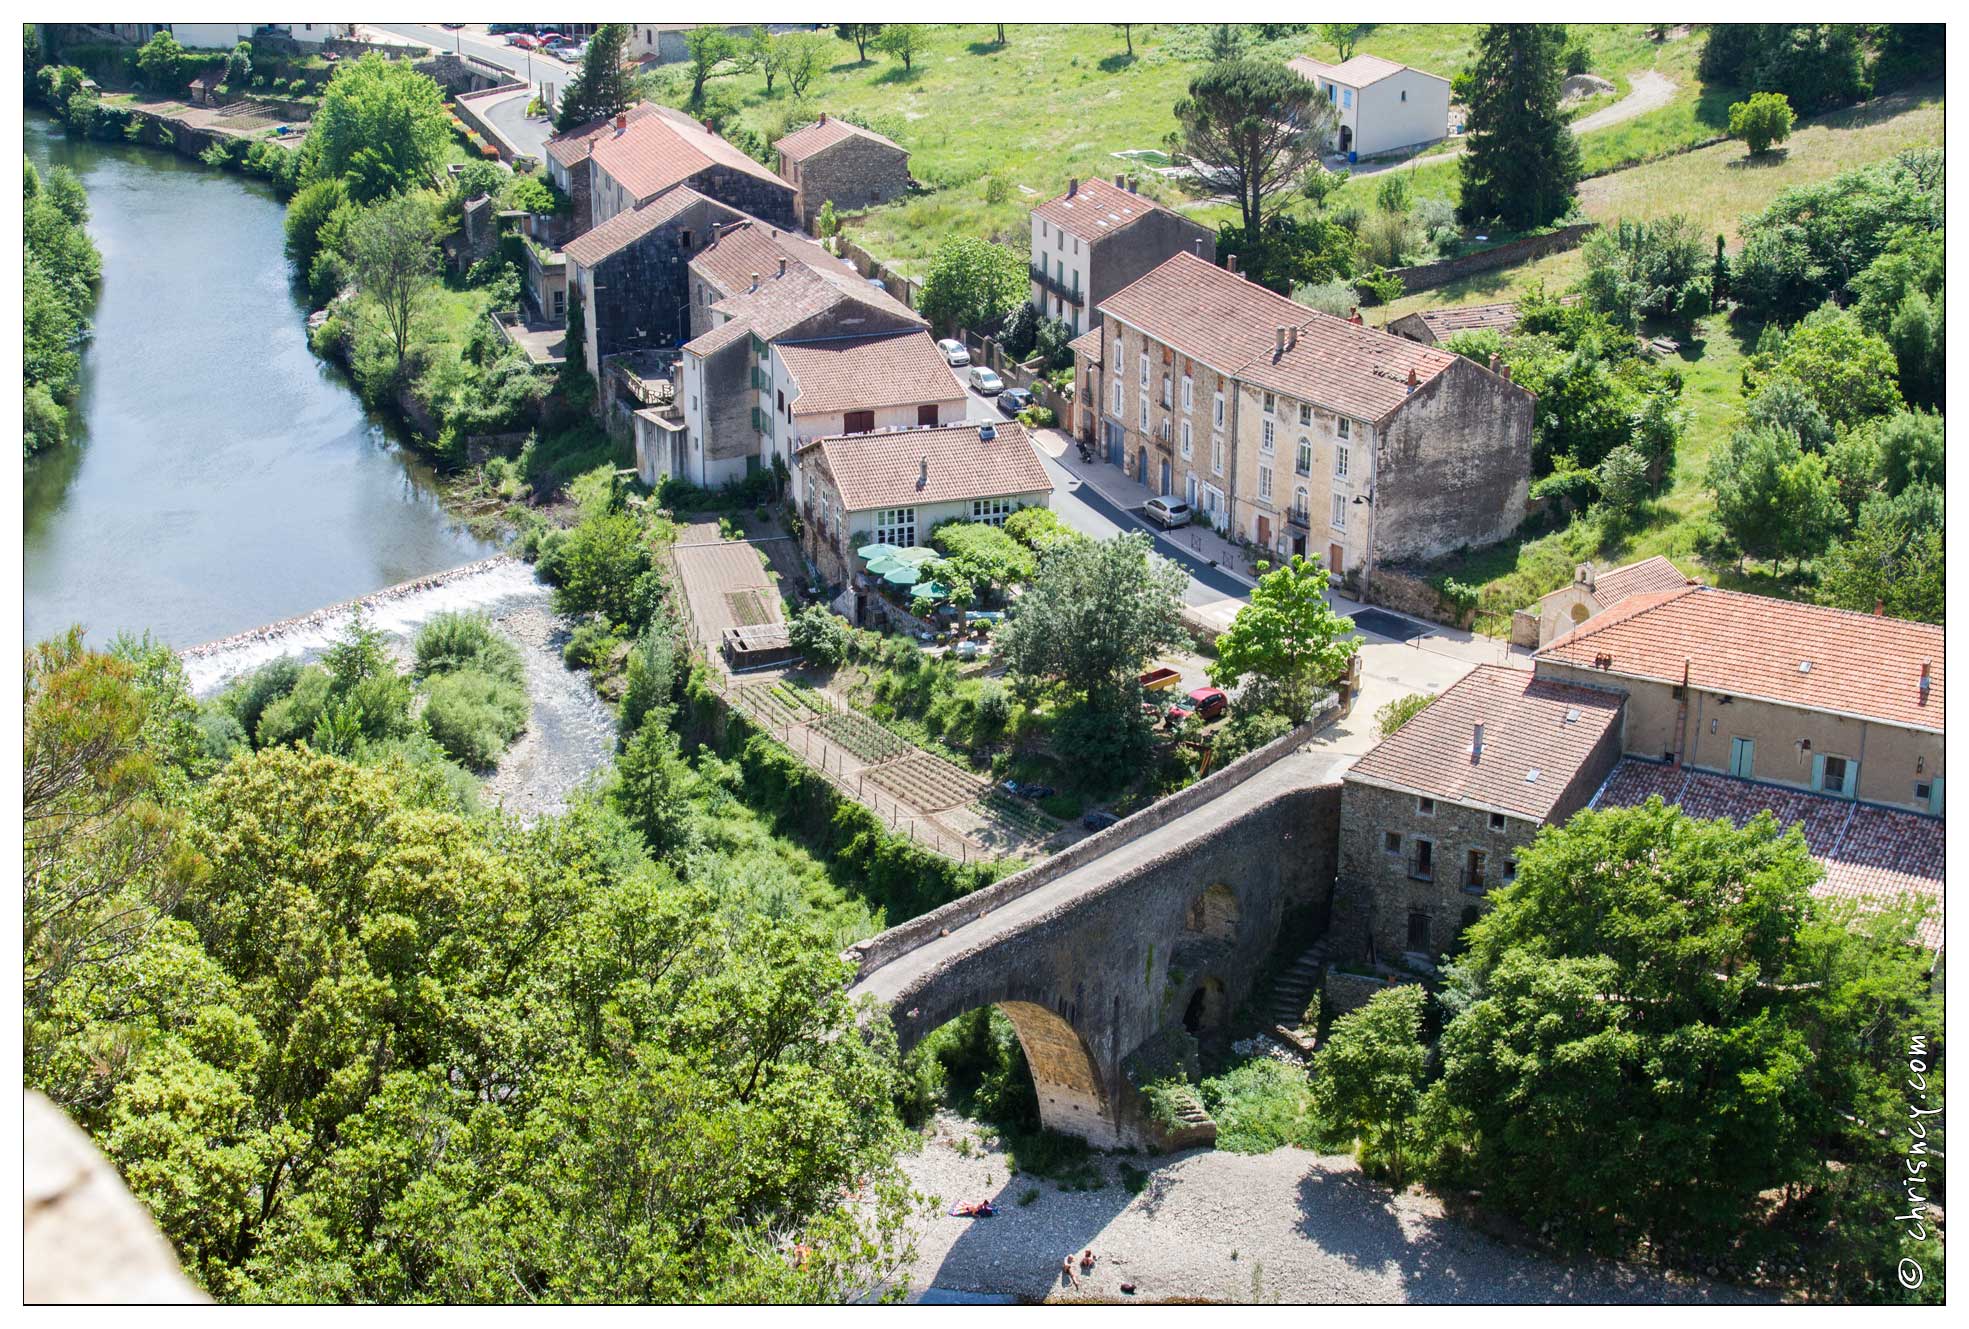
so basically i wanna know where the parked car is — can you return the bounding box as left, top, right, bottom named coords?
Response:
left=936, top=338, right=970, bottom=367
left=1143, top=495, right=1193, bottom=529
left=1165, top=686, right=1229, bottom=728
left=997, top=387, right=1032, bottom=417
left=968, top=366, right=1005, bottom=395
left=1000, top=779, right=1055, bottom=801
left=507, top=34, right=537, bottom=48
left=1082, top=810, right=1121, bottom=831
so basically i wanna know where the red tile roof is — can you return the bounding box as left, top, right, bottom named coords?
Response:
left=1288, top=53, right=1443, bottom=88
left=1099, top=252, right=1466, bottom=423
left=1032, top=176, right=1186, bottom=245
left=778, top=332, right=965, bottom=418
left=1414, top=302, right=1524, bottom=338
left=685, top=222, right=922, bottom=345
left=1592, top=759, right=1943, bottom=950
left=1539, top=585, right=1944, bottom=733
left=550, top=101, right=789, bottom=204
left=1068, top=326, right=1103, bottom=365
left=1590, top=555, right=1691, bottom=607
left=1346, top=665, right=1625, bottom=821
left=775, top=114, right=906, bottom=161
left=544, top=101, right=662, bottom=167
left=805, top=421, right=1054, bottom=514
left=561, top=185, right=729, bottom=267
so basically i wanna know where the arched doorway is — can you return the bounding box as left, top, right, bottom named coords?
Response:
left=1183, top=977, right=1228, bottom=1033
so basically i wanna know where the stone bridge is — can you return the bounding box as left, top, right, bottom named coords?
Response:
left=846, top=727, right=1346, bottom=1148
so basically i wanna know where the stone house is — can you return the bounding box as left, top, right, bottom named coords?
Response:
left=1333, top=665, right=1626, bottom=966
left=774, top=113, right=913, bottom=231
left=1028, top=177, right=1215, bottom=337
left=1534, top=586, right=1945, bottom=816
left=673, top=223, right=932, bottom=489
left=1286, top=53, right=1452, bottom=160
left=1092, top=251, right=1534, bottom=576
left=797, top=421, right=1055, bottom=587
left=1386, top=300, right=1525, bottom=347
left=561, top=186, right=749, bottom=371
left=1533, top=555, right=1690, bottom=648
left=544, top=102, right=796, bottom=238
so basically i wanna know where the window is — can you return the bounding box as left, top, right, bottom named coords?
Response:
left=1161, top=373, right=1172, bottom=409
left=1465, top=849, right=1488, bottom=891
left=971, top=497, right=1013, bottom=524
left=1112, top=380, right=1123, bottom=415
left=1334, top=445, right=1349, bottom=479
left=679, top=228, right=692, bottom=249
left=1406, top=911, right=1431, bottom=953
left=1489, top=812, right=1506, bottom=832
left=1211, top=437, right=1225, bottom=476
left=776, top=390, right=784, bottom=412
left=1258, top=465, right=1273, bottom=500
left=1180, top=420, right=1193, bottom=459
left=1400, top=89, right=1408, bottom=102
left=1261, top=419, right=1275, bottom=453
left=1182, top=375, right=1193, bottom=411
left=843, top=409, right=875, bottom=433
left=1408, top=841, right=1434, bottom=883
left=1295, top=438, right=1312, bottom=476
left=918, top=403, right=939, bottom=426
left=1293, top=485, right=1309, bottom=519
left=875, top=507, right=916, bottom=546
left=1139, top=353, right=1149, bottom=387
left=1915, top=780, right=1933, bottom=803
left=1337, top=417, right=1351, bottom=439
left=1213, top=390, right=1225, bottom=427
left=1417, top=796, right=1436, bottom=817
left=1299, top=403, right=1312, bottom=426
left=1342, top=88, right=1353, bottom=109
left=1139, top=396, right=1149, bottom=431
left=1816, top=754, right=1857, bottom=798
left=1263, top=391, right=1276, bottom=415
left=1331, top=495, right=1348, bottom=531
left=1384, top=831, right=1402, bottom=855
left=1502, top=857, right=1518, bottom=881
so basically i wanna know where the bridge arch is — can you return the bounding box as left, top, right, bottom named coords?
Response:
left=1182, top=976, right=1229, bottom=1033
left=994, top=1001, right=1117, bottom=1143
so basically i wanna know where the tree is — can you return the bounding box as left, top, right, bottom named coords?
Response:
left=1208, top=555, right=1359, bottom=722
left=1311, top=985, right=1428, bottom=1184
left=1374, top=692, right=1433, bottom=738
left=134, top=30, right=190, bottom=92
left=1578, top=215, right=1709, bottom=328
left=1756, top=305, right=1905, bottom=430
left=345, top=193, right=439, bottom=369
left=1424, top=799, right=1937, bottom=1262
left=916, top=236, right=1027, bottom=333
left=1706, top=424, right=1843, bottom=571
left=307, top=54, right=452, bottom=203
left=1300, top=164, right=1349, bottom=211
left=837, top=23, right=883, bottom=63
left=553, top=22, right=632, bottom=131
left=779, top=30, right=830, bottom=98
left=1204, top=23, right=1245, bottom=62
left=550, top=509, right=657, bottom=628
left=1457, top=24, right=1582, bottom=229
left=1814, top=488, right=1944, bottom=623
left=788, top=604, right=849, bottom=667
left=872, top=24, right=926, bottom=73
left=1728, top=90, right=1795, bottom=156
left=684, top=26, right=739, bottom=104
left=1113, top=24, right=1135, bottom=57
left=224, top=40, right=253, bottom=92
left=1319, top=23, right=1366, bottom=61
left=997, top=531, right=1187, bottom=716
left=1175, top=58, right=1332, bottom=238
left=610, top=714, right=700, bottom=855
left=1872, top=410, right=1943, bottom=496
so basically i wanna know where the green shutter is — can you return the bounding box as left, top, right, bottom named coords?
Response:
left=1811, top=753, right=1826, bottom=792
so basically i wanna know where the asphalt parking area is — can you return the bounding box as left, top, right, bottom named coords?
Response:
left=1347, top=607, right=1428, bottom=642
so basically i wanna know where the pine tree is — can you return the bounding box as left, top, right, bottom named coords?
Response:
left=1457, top=24, right=1582, bottom=229
left=554, top=23, right=633, bottom=132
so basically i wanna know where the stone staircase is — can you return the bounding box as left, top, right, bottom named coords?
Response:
left=1269, top=938, right=1329, bottom=1030
left=1149, top=1084, right=1217, bottom=1151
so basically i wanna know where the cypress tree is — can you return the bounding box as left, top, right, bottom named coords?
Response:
left=554, top=24, right=633, bottom=132
left=1456, top=24, right=1582, bottom=230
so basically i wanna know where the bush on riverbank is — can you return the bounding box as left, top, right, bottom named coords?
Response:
left=422, top=667, right=530, bottom=769
left=23, top=159, right=102, bottom=456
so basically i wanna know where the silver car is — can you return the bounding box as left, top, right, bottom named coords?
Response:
left=937, top=338, right=971, bottom=367
left=1144, top=496, right=1192, bottom=529
left=968, top=366, right=1005, bottom=395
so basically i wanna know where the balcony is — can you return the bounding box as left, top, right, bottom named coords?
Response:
left=1029, top=263, right=1083, bottom=307
left=1286, top=506, right=1311, bottom=530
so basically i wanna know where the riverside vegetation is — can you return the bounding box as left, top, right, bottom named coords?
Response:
left=23, top=156, right=101, bottom=455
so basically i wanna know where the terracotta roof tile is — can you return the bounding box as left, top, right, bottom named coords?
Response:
left=1032, top=177, right=1185, bottom=245
left=552, top=101, right=789, bottom=203
left=1592, top=759, right=1943, bottom=950
left=1289, top=53, right=1442, bottom=88
left=1347, top=665, right=1625, bottom=821
left=778, top=332, right=965, bottom=418
left=1416, top=302, right=1524, bottom=337
left=1068, top=326, right=1103, bottom=365
left=808, top=421, right=1054, bottom=514
left=775, top=114, right=906, bottom=160
left=1538, top=586, right=1944, bottom=732
left=1591, top=555, right=1692, bottom=607
left=683, top=316, right=753, bottom=356
left=544, top=102, right=662, bottom=167
left=561, top=185, right=729, bottom=266
left=1099, top=252, right=1465, bottom=423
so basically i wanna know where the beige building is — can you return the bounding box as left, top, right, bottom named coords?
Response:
left=1287, top=53, right=1452, bottom=160
left=1028, top=177, right=1214, bottom=336
left=1534, top=555, right=1691, bottom=647
left=1535, top=585, right=1945, bottom=816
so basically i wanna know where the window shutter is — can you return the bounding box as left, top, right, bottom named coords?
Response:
left=1811, top=753, right=1826, bottom=791
left=1845, top=761, right=1860, bottom=799
left=1930, top=777, right=1944, bottom=815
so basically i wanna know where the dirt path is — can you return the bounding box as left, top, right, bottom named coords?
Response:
left=899, top=1113, right=1767, bottom=1305
left=1572, top=70, right=1678, bottom=134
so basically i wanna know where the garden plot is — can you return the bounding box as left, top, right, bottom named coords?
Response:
left=724, top=588, right=775, bottom=629
left=812, top=708, right=910, bottom=764
left=864, top=753, right=987, bottom=813
left=738, top=680, right=814, bottom=733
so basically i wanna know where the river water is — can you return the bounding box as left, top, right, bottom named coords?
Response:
left=23, top=116, right=498, bottom=649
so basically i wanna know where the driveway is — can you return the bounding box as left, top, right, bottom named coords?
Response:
left=1571, top=71, right=1678, bottom=134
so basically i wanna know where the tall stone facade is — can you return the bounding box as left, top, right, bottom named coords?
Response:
left=784, top=135, right=912, bottom=230
left=1087, top=209, right=1215, bottom=317
left=580, top=197, right=746, bottom=363
left=1369, top=357, right=1535, bottom=565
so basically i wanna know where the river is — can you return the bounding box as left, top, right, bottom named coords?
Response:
left=23, top=116, right=498, bottom=649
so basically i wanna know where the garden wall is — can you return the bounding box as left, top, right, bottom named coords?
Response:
left=1387, top=222, right=1598, bottom=295
left=1323, top=968, right=1423, bottom=1014
left=1365, top=567, right=1477, bottom=630
left=833, top=234, right=922, bottom=310
left=454, top=81, right=529, bottom=162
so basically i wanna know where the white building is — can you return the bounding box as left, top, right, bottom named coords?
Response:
left=1287, top=53, right=1452, bottom=160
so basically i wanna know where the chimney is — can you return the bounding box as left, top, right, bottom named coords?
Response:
left=1193, top=238, right=1203, bottom=257
left=1276, top=326, right=1287, bottom=355
left=614, top=112, right=627, bottom=134
left=1114, top=174, right=1124, bottom=188
left=1225, top=254, right=1238, bottom=275
left=818, top=111, right=827, bottom=124
left=1489, top=352, right=1501, bottom=374
left=1068, top=176, right=1078, bottom=197
left=1875, top=599, right=1886, bottom=616
left=1579, top=563, right=1595, bottom=590
left=1127, top=178, right=1137, bottom=194
left=703, top=117, right=714, bottom=132
left=918, top=455, right=928, bottom=489
left=749, top=271, right=760, bottom=293
left=1471, top=722, right=1485, bottom=760
left=1405, top=367, right=1419, bottom=393
left=1920, top=661, right=1932, bottom=699
left=1501, top=365, right=1512, bottom=382
left=1287, top=327, right=1297, bottom=351
left=777, top=256, right=788, bottom=278
left=1348, top=307, right=1363, bottom=325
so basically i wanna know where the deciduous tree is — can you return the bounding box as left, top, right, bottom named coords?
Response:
left=344, top=192, right=438, bottom=369
left=916, top=236, right=1027, bottom=334
left=1311, top=984, right=1428, bottom=1183
left=1208, top=554, right=1358, bottom=721
left=1728, top=89, right=1795, bottom=156
left=307, top=53, right=451, bottom=202
left=872, top=24, right=927, bottom=73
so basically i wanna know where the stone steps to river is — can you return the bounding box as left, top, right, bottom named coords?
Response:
left=1269, top=939, right=1330, bottom=1028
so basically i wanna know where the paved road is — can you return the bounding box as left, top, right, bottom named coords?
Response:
left=373, top=23, right=567, bottom=161
left=1571, top=70, right=1678, bottom=134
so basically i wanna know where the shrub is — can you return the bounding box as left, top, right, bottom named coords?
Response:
left=1374, top=692, right=1433, bottom=738
left=973, top=681, right=1011, bottom=740
left=1728, top=91, right=1795, bottom=157
left=254, top=666, right=332, bottom=748
left=422, top=668, right=529, bottom=769
left=413, top=611, right=524, bottom=687
left=1016, top=405, right=1056, bottom=430
left=562, top=620, right=620, bottom=671
left=788, top=604, right=849, bottom=667
left=197, top=706, right=249, bottom=765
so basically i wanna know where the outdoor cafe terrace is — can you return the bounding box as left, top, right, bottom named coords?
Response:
left=1590, top=759, right=1944, bottom=952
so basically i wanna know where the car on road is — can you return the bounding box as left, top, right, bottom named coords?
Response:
left=1143, top=495, right=1192, bottom=529
left=997, top=387, right=1032, bottom=417
left=968, top=366, right=1005, bottom=395
left=1082, top=810, right=1121, bottom=831
left=1165, top=686, right=1228, bottom=727
left=936, top=338, right=970, bottom=367
left=507, top=34, right=537, bottom=48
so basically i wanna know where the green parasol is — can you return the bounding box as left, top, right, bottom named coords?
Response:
left=918, top=580, right=952, bottom=600
left=857, top=542, right=902, bottom=561
left=892, top=546, right=941, bottom=565
left=882, top=564, right=924, bottom=587
left=864, top=556, right=904, bottom=577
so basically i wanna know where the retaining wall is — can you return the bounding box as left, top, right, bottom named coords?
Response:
left=1387, top=222, right=1598, bottom=295
left=454, top=81, right=529, bottom=162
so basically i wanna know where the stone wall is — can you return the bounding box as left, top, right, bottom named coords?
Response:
left=453, top=81, right=529, bottom=161
left=1510, top=608, right=1541, bottom=649
left=686, top=164, right=798, bottom=231
left=1087, top=195, right=1215, bottom=314
left=1323, top=968, right=1421, bottom=1015
left=1387, top=222, right=1598, bottom=295
left=1364, top=567, right=1474, bottom=629
left=789, top=135, right=911, bottom=230
left=835, top=234, right=923, bottom=310
left=1372, top=356, right=1534, bottom=566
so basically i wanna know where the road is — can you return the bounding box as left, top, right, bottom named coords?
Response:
left=371, top=22, right=575, bottom=161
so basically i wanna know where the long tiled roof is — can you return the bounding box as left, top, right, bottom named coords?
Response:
left=775, top=114, right=906, bottom=160
left=808, top=421, right=1053, bottom=513
left=1099, top=252, right=1464, bottom=423
left=1346, top=665, right=1624, bottom=822
left=1414, top=302, right=1524, bottom=338
left=1539, top=585, right=1945, bottom=732
left=683, top=316, right=754, bottom=357
left=1032, top=177, right=1187, bottom=245
left=688, top=222, right=922, bottom=343
left=562, top=186, right=728, bottom=267
left=778, top=332, right=964, bottom=417
left=1068, top=326, right=1103, bottom=365
left=1591, top=555, right=1692, bottom=606
left=1289, top=53, right=1443, bottom=88
left=544, top=101, right=661, bottom=167
left=1592, top=759, right=1943, bottom=951
left=550, top=102, right=789, bottom=203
